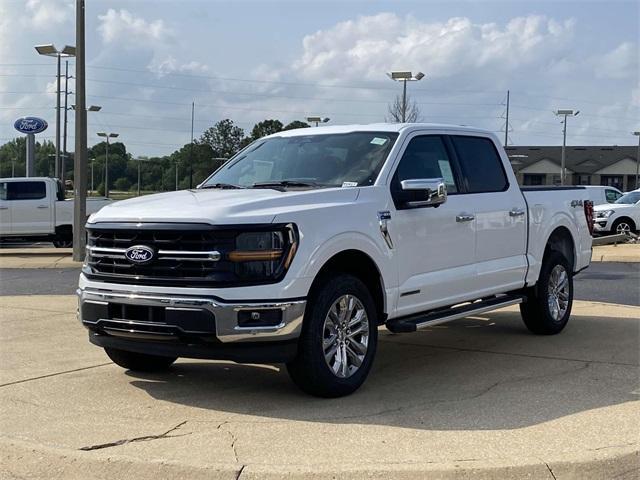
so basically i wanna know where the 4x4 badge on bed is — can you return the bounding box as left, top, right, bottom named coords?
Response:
left=125, top=245, right=155, bottom=264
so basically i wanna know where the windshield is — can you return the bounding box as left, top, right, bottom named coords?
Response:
left=614, top=191, right=640, bottom=204
left=202, top=132, right=399, bottom=189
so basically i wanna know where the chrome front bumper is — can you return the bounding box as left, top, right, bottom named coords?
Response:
left=78, top=287, right=306, bottom=343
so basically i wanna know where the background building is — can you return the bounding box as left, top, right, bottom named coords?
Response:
left=505, top=146, right=639, bottom=191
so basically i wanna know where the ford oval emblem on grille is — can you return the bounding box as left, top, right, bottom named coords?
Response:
left=125, top=245, right=155, bottom=264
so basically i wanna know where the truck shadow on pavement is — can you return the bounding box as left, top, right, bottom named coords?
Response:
left=126, top=311, right=639, bottom=431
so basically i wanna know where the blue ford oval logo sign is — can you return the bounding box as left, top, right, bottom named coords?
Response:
left=125, top=245, right=155, bottom=264
left=14, top=117, right=48, bottom=135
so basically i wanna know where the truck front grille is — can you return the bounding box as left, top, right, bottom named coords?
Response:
left=83, top=222, right=279, bottom=288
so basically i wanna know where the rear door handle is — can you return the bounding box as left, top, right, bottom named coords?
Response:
left=456, top=213, right=475, bottom=222
left=509, top=208, right=525, bottom=217
left=37, top=205, right=49, bottom=209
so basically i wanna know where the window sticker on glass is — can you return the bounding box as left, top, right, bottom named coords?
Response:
left=370, top=137, right=388, bottom=146
left=342, top=181, right=358, bottom=187
left=437, top=160, right=455, bottom=185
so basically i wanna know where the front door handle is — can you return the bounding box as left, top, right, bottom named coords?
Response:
left=456, top=213, right=475, bottom=222
left=509, top=208, right=525, bottom=217
left=37, top=205, right=49, bottom=209
left=0, top=206, right=8, bottom=210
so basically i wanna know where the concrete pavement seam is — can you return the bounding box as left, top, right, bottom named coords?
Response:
left=0, top=362, right=112, bottom=388
left=380, top=337, right=639, bottom=367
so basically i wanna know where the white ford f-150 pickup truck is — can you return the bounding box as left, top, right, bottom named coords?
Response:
left=78, top=124, right=594, bottom=397
left=0, top=177, right=112, bottom=247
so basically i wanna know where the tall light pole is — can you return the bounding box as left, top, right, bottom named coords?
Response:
left=135, top=158, right=151, bottom=196
left=66, top=104, right=100, bottom=185
left=90, top=158, right=95, bottom=195
left=97, top=132, right=118, bottom=198
left=34, top=44, right=76, bottom=179
left=554, top=109, right=579, bottom=185
left=306, top=116, right=330, bottom=127
left=633, top=131, right=640, bottom=190
left=387, top=71, right=425, bottom=122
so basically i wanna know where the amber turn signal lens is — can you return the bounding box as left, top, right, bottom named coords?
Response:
left=228, top=249, right=283, bottom=262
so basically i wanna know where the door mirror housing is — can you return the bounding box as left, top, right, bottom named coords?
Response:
left=400, top=178, right=447, bottom=208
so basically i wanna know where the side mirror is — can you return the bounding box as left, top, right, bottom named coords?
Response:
left=400, top=178, right=447, bottom=208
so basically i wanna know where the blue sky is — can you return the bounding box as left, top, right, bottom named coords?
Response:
left=1, top=0, right=638, bottom=156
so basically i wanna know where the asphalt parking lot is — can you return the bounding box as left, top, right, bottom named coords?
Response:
left=0, top=258, right=638, bottom=479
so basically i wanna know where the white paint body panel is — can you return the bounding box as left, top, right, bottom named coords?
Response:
left=81, top=123, right=593, bottom=322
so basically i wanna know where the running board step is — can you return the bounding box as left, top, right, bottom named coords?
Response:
left=385, top=295, right=526, bottom=333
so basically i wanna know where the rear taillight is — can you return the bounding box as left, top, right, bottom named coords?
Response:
left=584, top=200, right=594, bottom=236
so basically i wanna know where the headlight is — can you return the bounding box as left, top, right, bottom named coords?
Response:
left=228, top=225, right=298, bottom=282
left=595, top=210, right=614, bottom=218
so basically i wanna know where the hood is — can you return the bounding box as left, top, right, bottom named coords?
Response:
left=593, top=203, right=634, bottom=212
left=89, top=187, right=360, bottom=225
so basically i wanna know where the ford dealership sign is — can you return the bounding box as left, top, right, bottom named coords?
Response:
left=14, top=117, right=48, bottom=135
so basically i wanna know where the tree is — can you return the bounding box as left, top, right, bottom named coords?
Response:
left=114, top=177, right=131, bottom=191
left=250, top=119, right=283, bottom=140
left=283, top=120, right=310, bottom=131
left=386, top=93, right=421, bottom=123
left=199, top=119, right=245, bottom=159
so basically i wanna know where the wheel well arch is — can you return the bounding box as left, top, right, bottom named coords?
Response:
left=309, top=249, right=386, bottom=324
left=544, top=226, right=576, bottom=270
left=55, top=224, right=72, bottom=236
left=612, top=216, right=636, bottom=229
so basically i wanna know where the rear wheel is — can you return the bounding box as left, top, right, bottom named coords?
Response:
left=287, top=274, right=378, bottom=397
left=104, top=348, right=177, bottom=372
left=53, top=226, right=72, bottom=248
left=520, top=251, right=573, bottom=335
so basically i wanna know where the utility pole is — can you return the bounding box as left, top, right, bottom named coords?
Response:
left=554, top=109, right=579, bottom=185
left=62, top=60, right=70, bottom=184
left=90, top=158, right=94, bottom=194
left=504, top=90, right=510, bottom=146
left=189, top=101, right=194, bottom=189
left=34, top=44, right=75, bottom=179
left=72, top=0, right=87, bottom=262
left=401, top=79, right=407, bottom=122
left=633, top=131, right=640, bottom=189
left=175, top=160, right=179, bottom=191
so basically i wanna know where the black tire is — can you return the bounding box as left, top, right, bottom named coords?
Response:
left=611, top=217, right=636, bottom=235
left=286, top=274, right=378, bottom=398
left=104, top=347, right=177, bottom=372
left=53, top=226, right=73, bottom=248
left=520, top=250, right=573, bottom=335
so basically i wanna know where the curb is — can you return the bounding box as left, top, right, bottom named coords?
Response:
left=1, top=438, right=637, bottom=480
left=0, top=248, right=72, bottom=256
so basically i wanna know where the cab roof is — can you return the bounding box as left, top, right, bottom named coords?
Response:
left=271, top=122, right=495, bottom=138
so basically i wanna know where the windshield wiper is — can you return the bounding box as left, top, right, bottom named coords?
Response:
left=252, top=180, right=322, bottom=190
left=200, top=183, right=246, bottom=190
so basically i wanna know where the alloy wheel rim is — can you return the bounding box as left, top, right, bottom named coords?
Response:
left=547, top=264, right=570, bottom=321
left=616, top=223, right=631, bottom=234
left=322, top=294, right=369, bottom=378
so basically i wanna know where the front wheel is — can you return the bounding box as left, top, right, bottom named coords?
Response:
left=520, top=251, right=573, bottom=335
left=104, top=348, right=177, bottom=372
left=611, top=218, right=635, bottom=235
left=287, top=274, right=378, bottom=397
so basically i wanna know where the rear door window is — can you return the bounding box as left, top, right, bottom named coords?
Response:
left=0, top=182, right=7, bottom=200
left=6, top=181, right=46, bottom=200
left=450, top=136, right=508, bottom=193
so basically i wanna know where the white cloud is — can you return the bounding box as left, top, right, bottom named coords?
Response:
left=148, top=55, right=210, bottom=76
left=594, top=42, right=638, bottom=80
left=293, top=13, right=576, bottom=82
left=25, top=0, right=73, bottom=29
left=98, top=9, right=172, bottom=45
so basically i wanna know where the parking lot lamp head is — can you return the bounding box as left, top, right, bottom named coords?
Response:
left=387, top=71, right=425, bottom=122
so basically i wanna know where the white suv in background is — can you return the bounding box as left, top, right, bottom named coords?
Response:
left=593, top=189, right=640, bottom=235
